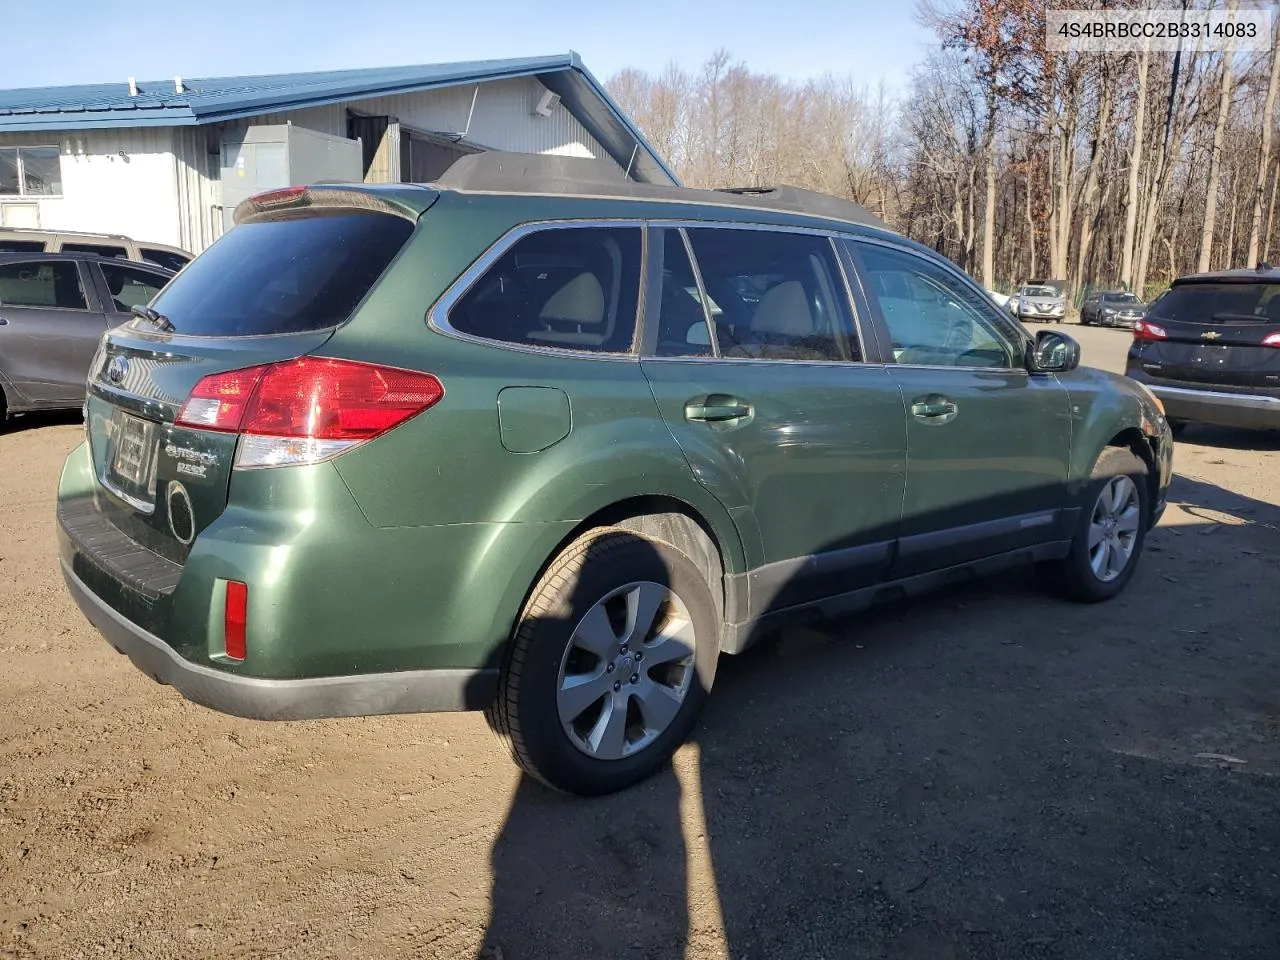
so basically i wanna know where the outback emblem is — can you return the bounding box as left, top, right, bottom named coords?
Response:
left=1200, top=331, right=1223, bottom=340
left=107, top=355, right=129, bottom=384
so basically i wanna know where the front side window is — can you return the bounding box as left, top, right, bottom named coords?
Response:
left=683, top=228, right=860, bottom=362
left=0, top=260, right=87, bottom=310
left=449, top=226, right=642, bottom=353
left=0, top=147, right=62, bottom=197
left=99, top=262, right=168, bottom=313
left=853, top=242, right=1019, bottom=368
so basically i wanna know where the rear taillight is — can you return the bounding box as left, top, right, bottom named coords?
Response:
left=176, top=358, right=443, bottom=468
left=177, top=365, right=269, bottom=431
left=1263, top=332, right=1280, bottom=347
left=224, top=581, right=247, bottom=661
left=1133, top=320, right=1168, bottom=341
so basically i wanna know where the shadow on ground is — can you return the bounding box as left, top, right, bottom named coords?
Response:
left=478, top=473, right=1280, bottom=960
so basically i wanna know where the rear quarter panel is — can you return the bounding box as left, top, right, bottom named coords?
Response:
left=316, top=193, right=749, bottom=655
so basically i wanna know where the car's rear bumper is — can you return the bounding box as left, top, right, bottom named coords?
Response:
left=1147, top=384, right=1280, bottom=430
left=62, top=558, right=497, bottom=719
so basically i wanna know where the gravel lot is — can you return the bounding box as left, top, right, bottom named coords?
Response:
left=1, top=324, right=1277, bottom=960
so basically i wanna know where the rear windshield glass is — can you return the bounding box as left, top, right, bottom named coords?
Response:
left=1148, top=282, right=1280, bottom=323
left=150, top=212, right=413, bottom=336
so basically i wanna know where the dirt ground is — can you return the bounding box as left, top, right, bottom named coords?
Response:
left=1, top=324, right=1277, bottom=960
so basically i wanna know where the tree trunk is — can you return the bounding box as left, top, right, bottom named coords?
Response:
left=1199, top=36, right=1236, bottom=273
left=1136, top=39, right=1186, bottom=298
left=966, top=162, right=978, bottom=272
left=1025, top=164, right=1036, bottom=278
left=1265, top=161, right=1278, bottom=262
left=1121, top=48, right=1150, bottom=289
left=1247, top=19, right=1280, bottom=266
left=1075, top=71, right=1114, bottom=292
left=981, top=95, right=997, bottom=287
left=1226, top=176, right=1239, bottom=265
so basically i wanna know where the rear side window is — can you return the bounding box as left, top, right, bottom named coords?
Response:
left=150, top=212, right=413, bottom=337
left=60, top=242, right=128, bottom=259
left=140, top=248, right=190, bottom=273
left=1149, top=283, right=1280, bottom=323
left=448, top=226, right=642, bottom=353
left=100, top=262, right=168, bottom=313
left=684, top=228, right=860, bottom=362
left=0, top=260, right=87, bottom=309
left=0, top=240, right=44, bottom=253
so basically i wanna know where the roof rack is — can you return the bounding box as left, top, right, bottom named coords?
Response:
left=432, top=152, right=887, bottom=230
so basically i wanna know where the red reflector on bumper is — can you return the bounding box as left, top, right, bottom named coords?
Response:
left=225, top=581, right=247, bottom=661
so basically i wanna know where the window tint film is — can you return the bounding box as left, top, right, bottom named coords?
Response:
left=0, top=261, right=87, bottom=309
left=1148, top=283, right=1280, bottom=323
left=654, top=230, right=713, bottom=357
left=60, top=243, right=129, bottom=259
left=450, top=226, right=642, bottom=353
left=684, top=229, right=859, bottom=362
left=140, top=248, right=191, bottom=273
left=100, top=262, right=168, bottom=313
left=150, top=212, right=413, bottom=337
left=854, top=242, right=1018, bottom=368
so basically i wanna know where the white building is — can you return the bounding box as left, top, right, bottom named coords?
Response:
left=0, top=53, right=675, bottom=254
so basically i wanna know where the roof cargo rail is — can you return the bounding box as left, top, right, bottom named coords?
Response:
left=431, top=152, right=887, bottom=229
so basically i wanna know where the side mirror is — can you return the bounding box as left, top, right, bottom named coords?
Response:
left=1026, top=329, right=1081, bottom=373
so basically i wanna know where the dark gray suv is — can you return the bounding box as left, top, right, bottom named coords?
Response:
left=0, top=253, right=173, bottom=423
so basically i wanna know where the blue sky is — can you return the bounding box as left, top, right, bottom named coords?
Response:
left=3, top=0, right=936, bottom=93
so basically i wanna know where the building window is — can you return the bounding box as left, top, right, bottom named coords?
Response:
left=0, top=146, right=63, bottom=197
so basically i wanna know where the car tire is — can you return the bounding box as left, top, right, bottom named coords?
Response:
left=486, top=528, right=719, bottom=795
left=1042, top=448, right=1150, bottom=603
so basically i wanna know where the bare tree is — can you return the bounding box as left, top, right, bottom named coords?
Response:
left=1199, top=10, right=1238, bottom=274
left=1247, top=21, right=1280, bottom=266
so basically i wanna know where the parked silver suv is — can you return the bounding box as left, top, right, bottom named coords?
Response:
left=0, top=252, right=174, bottom=423
left=0, top=228, right=192, bottom=273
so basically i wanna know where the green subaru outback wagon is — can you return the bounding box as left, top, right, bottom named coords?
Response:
left=57, top=153, right=1173, bottom=795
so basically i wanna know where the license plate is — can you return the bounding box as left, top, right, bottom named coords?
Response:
left=1193, top=345, right=1230, bottom=364
left=107, top=410, right=157, bottom=503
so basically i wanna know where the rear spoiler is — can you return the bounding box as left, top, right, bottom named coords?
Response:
left=232, top=184, right=438, bottom=226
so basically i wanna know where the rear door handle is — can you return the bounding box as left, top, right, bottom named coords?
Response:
left=685, top=395, right=753, bottom=422
left=0, top=317, right=9, bottom=325
left=910, top=395, right=958, bottom=423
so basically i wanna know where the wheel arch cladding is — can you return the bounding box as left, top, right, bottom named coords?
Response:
left=1103, top=427, right=1160, bottom=521
left=491, top=495, right=741, bottom=667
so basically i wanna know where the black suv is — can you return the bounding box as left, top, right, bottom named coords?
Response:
left=1125, top=267, right=1280, bottom=431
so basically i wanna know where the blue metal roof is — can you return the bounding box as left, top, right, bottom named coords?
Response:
left=0, top=53, right=678, bottom=185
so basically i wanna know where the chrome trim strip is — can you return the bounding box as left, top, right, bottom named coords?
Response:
left=1149, top=385, right=1280, bottom=406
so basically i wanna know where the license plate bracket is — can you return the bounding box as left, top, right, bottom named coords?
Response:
left=106, top=409, right=158, bottom=509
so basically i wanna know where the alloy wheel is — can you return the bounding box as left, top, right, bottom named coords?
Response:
left=1088, top=475, right=1142, bottom=582
left=556, top=581, right=696, bottom=760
